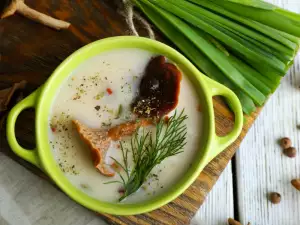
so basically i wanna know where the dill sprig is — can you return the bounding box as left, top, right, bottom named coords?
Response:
left=109, top=110, right=188, bottom=201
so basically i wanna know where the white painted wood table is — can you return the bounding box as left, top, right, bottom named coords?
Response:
left=0, top=1, right=300, bottom=224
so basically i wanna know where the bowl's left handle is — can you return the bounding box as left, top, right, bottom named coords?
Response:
left=202, top=76, right=244, bottom=161
left=7, top=90, right=41, bottom=168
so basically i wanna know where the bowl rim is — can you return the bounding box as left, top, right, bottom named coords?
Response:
left=35, top=36, right=215, bottom=215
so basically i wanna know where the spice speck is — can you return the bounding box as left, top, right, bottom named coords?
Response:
left=106, top=88, right=113, bottom=95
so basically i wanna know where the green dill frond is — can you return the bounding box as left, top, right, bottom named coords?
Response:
left=107, top=110, right=188, bottom=201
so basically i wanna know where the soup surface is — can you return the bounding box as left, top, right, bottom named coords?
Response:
left=49, top=48, right=203, bottom=203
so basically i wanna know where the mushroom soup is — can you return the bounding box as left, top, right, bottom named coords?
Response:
left=49, top=48, right=203, bottom=203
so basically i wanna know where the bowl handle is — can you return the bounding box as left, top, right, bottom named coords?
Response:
left=7, top=89, right=41, bottom=168
left=202, top=76, right=243, bottom=161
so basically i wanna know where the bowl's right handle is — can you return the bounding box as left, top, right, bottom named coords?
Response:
left=7, top=89, right=41, bottom=168
left=202, top=76, right=244, bottom=161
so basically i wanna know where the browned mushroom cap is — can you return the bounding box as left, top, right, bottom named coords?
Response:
left=73, top=120, right=114, bottom=176
left=107, top=119, right=152, bottom=141
left=72, top=119, right=152, bottom=177
left=1, top=0, right=70, bottom=30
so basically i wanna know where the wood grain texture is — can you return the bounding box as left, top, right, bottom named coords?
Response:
left=0, top=0, right=261, bottom=224
left=234, top=1, right=300, bottom=225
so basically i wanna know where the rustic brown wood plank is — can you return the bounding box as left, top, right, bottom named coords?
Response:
left=0, top=1, right=262, bottom=224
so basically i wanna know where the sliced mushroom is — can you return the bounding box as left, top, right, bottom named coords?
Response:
left=72, top=119, right=152, bottom=177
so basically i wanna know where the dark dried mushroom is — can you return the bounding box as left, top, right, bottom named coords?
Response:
left=0, top=80, right=27, bottom=112
left=132, top=56, right=181, bottom=118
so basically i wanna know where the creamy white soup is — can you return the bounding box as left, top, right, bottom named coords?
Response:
left=49, top=48, right=202, bottom=203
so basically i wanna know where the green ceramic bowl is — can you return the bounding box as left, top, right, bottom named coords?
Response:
left=6, top=36, right=243, bottom=215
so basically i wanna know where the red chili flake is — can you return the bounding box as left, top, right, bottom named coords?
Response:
left=118, top=187, right=125, bottom=195
left=106, top=88, right=113, bottom=95
left=116, top=144, right=121, bottom=149
left=51, top=126, right=56, bottom=133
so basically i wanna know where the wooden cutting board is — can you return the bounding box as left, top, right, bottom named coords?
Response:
left=0, top=0, right=262, bottom=224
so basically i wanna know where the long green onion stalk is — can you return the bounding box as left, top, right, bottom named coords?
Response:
left=133, top=0, right=300, bottom=114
